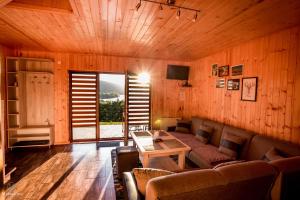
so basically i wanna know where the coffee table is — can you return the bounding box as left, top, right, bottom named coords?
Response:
left=131, top=130, right=191, bottom=170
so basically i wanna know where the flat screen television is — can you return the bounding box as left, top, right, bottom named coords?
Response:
left=166, top=65, right=190, bottom=80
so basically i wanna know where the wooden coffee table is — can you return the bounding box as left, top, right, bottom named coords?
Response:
left=131, top=130, right=191, bottom=170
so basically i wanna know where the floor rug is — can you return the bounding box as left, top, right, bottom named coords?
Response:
left=97, top=141, right=120, bottom=148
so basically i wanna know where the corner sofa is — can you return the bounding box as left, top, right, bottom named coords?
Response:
left=123, top=117, right=300, bottom=200
left=170, top=117, right=300, bottom=168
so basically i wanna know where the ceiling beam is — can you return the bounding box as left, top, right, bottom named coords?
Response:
left=0, top=0, right=12, bottom=8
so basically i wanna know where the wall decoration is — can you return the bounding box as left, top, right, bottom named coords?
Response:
left=231, top=65, right=243, bottom=76
left=216, top=79, right=225, bottom=88
left=212, top=64, right=218, bottom=76
left=218, top=65, right=229, bottom=77
left=241, top=77, right=258, bottom=101
left=227, top=79, right=240, bottom=90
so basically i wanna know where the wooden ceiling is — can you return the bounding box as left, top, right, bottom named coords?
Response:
left=0, top=0, right=300, bottom=60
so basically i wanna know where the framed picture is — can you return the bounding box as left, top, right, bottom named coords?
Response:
left=227, top=79, right=240, bottom=90
left=216, top=79, right=225, bottom=88
left=241, top=77, right=258, bottom=101
left=218, top=65, right=229, bottom=77
left=212, top=64, right=218, bottom=76
left=231, top=65, right=243, bottom=76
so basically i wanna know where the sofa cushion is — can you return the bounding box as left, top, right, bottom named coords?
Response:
left=175, top=120, right=191, bottom=133
left=195, top=125, right=214, bottom=144
left=219, top=132, right=246, bottom=159
left=221, top=126, right=255, bottom=160
left=246, top=135, right=300, bottom=161
left=263, top=147, right=286, bottom=162
left=202, top=119, right=224, bottom=147
left=189, top=145, right=233, bottom=169
left=170, top=132, right=207, bottom=150
left=132, top=168, right=174, bottom=195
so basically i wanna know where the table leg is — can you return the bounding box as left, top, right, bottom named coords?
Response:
left=143, top=154, right=149, bottom=168
left=178, top=152, right=185, bottom=169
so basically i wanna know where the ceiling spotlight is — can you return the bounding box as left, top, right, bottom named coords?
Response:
left=176, top=8, right=180, bottom=20
left=136, top=0, right=141, bottom=12
left=192, top=12, right=198, bottom=22
left=159, top=4, right=163, bottom=10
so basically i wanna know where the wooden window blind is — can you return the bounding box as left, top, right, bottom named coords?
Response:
left=70, top=72, right=99, bottom=137
left=126, top=73, right=151, bottom=135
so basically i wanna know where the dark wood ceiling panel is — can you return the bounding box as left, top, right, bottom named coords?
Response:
left=0, top=0, right=300, bottom=60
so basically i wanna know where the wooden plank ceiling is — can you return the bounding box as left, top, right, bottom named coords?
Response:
left=0, top=0, right=300, bottom=60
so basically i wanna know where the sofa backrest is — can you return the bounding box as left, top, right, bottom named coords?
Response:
left=202, top=119, right=224, bottom=146
left=270, top=156, right=300, bottom=200
left=191, top=117, right=225, bottom=147
left=221, top=125, right=255, bottom=159
left=245, top=135, right=300, bottom=161
left=146, top=161, right=276, bottom=200
left=191, top=116, right=205, bottom=135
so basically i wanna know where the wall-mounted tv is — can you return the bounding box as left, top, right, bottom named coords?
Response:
left=166, top=65, right=190, bottom=80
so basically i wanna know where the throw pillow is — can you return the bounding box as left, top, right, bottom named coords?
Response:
left=133, top=168, right=174, bottom=195
left=219, top=132, right=245, bottom=159
left=213, top=160, right=245, bottom=169
left=263, top=147, right=285, bottom=162
left=195, top=125, right=213, bottom=144
left=175, top=120, right=191, bottom=133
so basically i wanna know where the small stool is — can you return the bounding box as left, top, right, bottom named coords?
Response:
left=116, top=146, right=139, bottom=179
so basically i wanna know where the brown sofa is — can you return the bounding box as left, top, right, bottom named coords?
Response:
left=170, top=117, right=300, bottom=169
left=124, top=161, right=278, bottom=200
left=123, top=117, right=300, bottom=200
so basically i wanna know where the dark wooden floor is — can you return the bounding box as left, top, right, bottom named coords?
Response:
left=4, top=142, right=120, bottom=200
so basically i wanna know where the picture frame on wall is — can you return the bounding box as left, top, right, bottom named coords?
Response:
left=212, top=64, right=218, bottom=76
left=218, top=65, right=229, bottom=77
left=231, top=65, right=243, bottom=76
left=227, top=79, right=240, bottom=90
left=241, top=77, right=258, bottom=101
left=216, top=79, right=225, bottom=88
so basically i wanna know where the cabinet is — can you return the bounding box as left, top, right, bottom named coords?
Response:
left=6, top=57, right=54, bottom=148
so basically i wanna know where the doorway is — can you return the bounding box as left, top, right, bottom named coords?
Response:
left=69, top=71, right=125, bottom=141
left=99, top=73, right=125, bottom=140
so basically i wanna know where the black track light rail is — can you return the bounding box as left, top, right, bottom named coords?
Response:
left=141, top=0, right=201, bottom=13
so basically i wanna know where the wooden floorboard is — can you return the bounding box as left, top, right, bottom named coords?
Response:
left=4, top=143, right=117, bottom=200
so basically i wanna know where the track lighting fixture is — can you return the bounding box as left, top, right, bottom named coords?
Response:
left=138, top=0, right=201, bottom=21
left=192, top=12, right=198, bottom=22
left=136, top=0, right=141, bottom=12
left=176, top=8, right=180, bottom=20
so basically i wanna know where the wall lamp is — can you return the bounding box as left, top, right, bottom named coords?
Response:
left=136, top=0, right=200, bottom=22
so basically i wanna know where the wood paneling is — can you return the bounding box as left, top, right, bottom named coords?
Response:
left=0, top=0, right=300, bottom=60
left=0, top=0, right=12, bottom=8
left=183, top=26, right=300, bottom=145
left=13, top=50, right=188, bottom=144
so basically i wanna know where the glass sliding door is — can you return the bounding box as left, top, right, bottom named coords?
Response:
left=99, top=73, right=125, bottom=139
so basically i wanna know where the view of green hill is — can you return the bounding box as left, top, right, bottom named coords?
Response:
left=100, top=80, right=124, bottom=99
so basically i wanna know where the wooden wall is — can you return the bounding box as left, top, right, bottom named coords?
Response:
left=13, top=25, right=300, bottom=145
left=13, top=50, right=189, bottom=144
left=184, top=26, right=300, bottom=145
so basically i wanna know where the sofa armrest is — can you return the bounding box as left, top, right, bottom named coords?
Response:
left=123, top=172, right=142, bottom=200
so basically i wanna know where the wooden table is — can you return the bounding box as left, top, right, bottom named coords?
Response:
left=131, top=130, right=191, bottom=170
